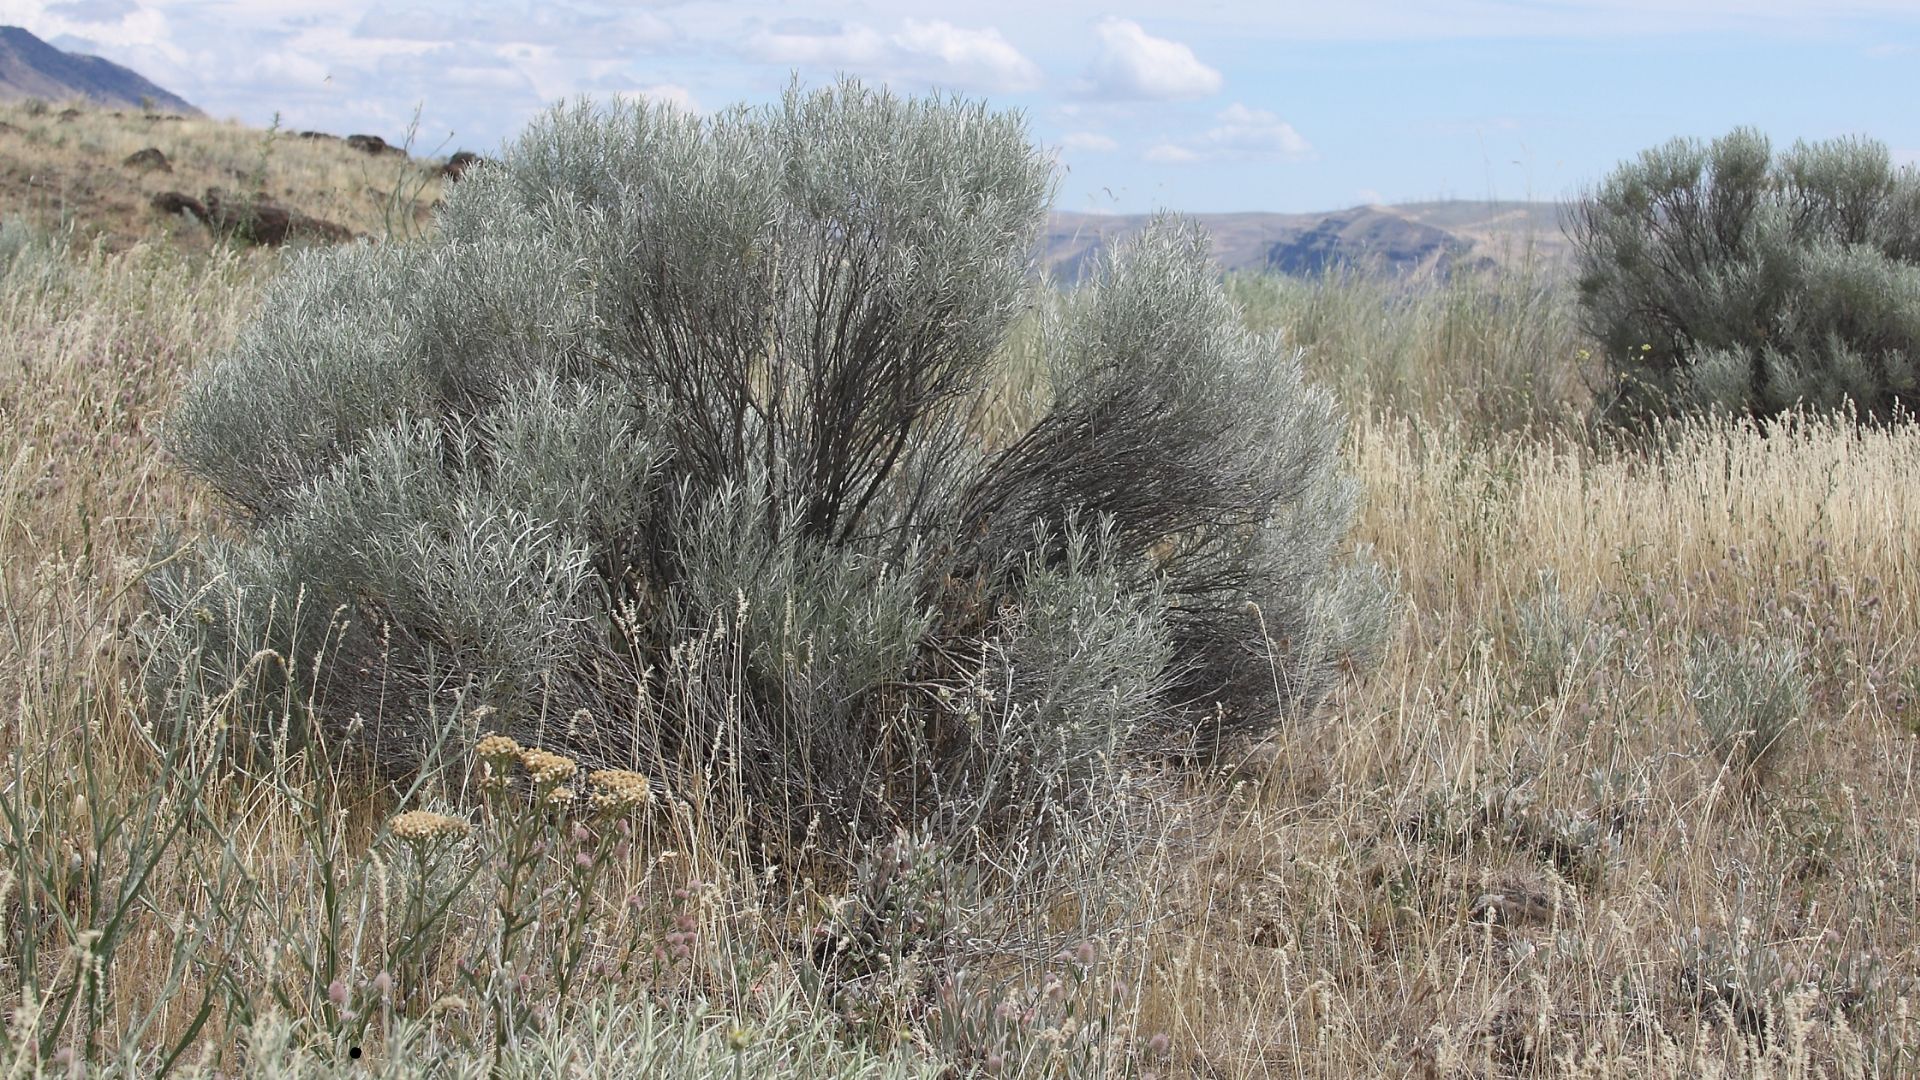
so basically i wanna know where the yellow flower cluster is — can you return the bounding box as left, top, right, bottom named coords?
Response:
left=475, top=735, right=522, bottom=790
left=520, top=748, right=578, bottom=786
left=475, top=734, right=521, bottom=762
left=389, top=810, right=470, bottom=845
left=587, top=770, right=653, bottom=814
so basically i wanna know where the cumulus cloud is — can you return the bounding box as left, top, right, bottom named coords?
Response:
left=747, top=18, right=1041, bottom=92
left=893, top=20, right=1040, bottom=91
left=1061, top=131, right=1118, bottom=152
left=1202, top=103, right=1311, bottom=158
left=1083, top=18, right=1221, bottom=100
left=1145, top=103, right=1313, bottom=165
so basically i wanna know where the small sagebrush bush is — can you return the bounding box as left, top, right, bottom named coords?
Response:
left=1686, top=632, right=1809, bottom=789
left=0, top=217, right=66, bottom=292
left=147, top=80, right=1386, bottom=845
left=1572, top=127, right=1920, bottom=424
left=1512, top=571, right=1611, bottom=703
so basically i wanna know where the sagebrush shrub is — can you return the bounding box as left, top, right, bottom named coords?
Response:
left=147, top=80, right=1387, bottom=843
left=1686, top=632, right=1808, bottom=789
left=0, top=217, right=66, bottom=293
left=1572, top=127, right=1920, bottom=424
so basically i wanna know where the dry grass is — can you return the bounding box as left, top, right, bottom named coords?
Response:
left=0, top=99, right=443, bottom=249
left=1229, top=265, right=1592, bottom=437
left=1147, top=413, right=1920, bottom=1075
left=3, top=199, right=1917, bottom=1075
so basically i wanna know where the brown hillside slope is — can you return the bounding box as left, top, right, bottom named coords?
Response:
left=0, top=98, right=444, bottom=250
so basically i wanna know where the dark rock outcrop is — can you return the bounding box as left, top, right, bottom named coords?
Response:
left=441, top=150, right=484, bottom=181
left=150, top=190, right=205, bottom=219
left=152, top=187, right=354, bottom=246
left=346, top=133, right=405, bottom=157
left=123, top=146, right=170, bottom=172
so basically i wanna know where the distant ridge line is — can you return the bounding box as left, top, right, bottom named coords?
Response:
left=1042, top=200, right=1569, bottom=281
left=0, top=25, right=201, bottom=115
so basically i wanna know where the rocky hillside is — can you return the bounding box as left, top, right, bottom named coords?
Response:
left=0, top=98, right=452, bottom=251
left=0, top=26, right=199, bottom=115
left=1045, top=201, right=1568, bottom=282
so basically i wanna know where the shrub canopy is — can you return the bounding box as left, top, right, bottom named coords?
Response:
left=150, top=81, right=1386, bottom=841
left=1572, top=127, right=1920, bottom=424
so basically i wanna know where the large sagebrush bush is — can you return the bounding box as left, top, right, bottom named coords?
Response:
left=1572, top=128, right=1920, bottom=424
left=147, top=81, right=1387, bottom=842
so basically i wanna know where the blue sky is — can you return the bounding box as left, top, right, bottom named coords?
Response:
left=2, top=0, right=1915, bottom=213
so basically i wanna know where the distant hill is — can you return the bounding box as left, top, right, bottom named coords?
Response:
left=0, top=25, right=200, bottom=115
left=1044, top=201, right=1569, bottom=282
left=1, top=87, right=1565, bottom=281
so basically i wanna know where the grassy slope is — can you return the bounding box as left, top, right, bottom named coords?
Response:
left=1, top=113, right=1917, bottom=1078
left=0, top=99, right=440, bottom=251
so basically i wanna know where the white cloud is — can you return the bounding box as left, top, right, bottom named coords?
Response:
left=893, top=20, right=1041, bottom=91
left=748, top=21, right=889, bottom=66
left=1083, top=18, right=1221, bottom=101
left=747, top=18, right=1039, bottom=92
left=1061, top=131, right=1117, bottom=152
left=353, top=3, right=674, bottom=54
left=235, top=49, right=332, bottom=88
left=487, top=42, right=629, bottom=102
left=1202, top=103, right=1312, bottom=158
left=42, top=0, right=134, bottom=22
left=1145, top=103, right=1314, bottom=165
left=1144, top=142, right=1199, bottom=163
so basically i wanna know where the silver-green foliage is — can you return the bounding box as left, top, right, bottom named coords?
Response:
left=1572, top=128, right=1920, bottom=424
left=0, top=217, right=68, bottom=295
left=1687, top=633, right=1809, bottom=788
left=149, top=80, right=1385, bottom=837
left=47, top=995, right=948, bottom=1079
